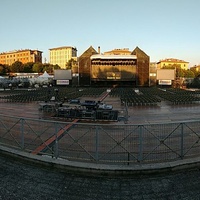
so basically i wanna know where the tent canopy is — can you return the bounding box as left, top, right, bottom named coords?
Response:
left=38, top=71, right=52, bottom=78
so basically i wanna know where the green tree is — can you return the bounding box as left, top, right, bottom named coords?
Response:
left=23, top=62, right=34, bottom=73
left=188, top=77, right=200, bottom=88
left=10, top=61, right=24, bottom=72
left=184, top=70, right=195, bottom=78
left=0, top=64, right=9, bottom=75
left=0, top=65, right=4, bottom=75
left=175, top=66, right=186, bottom=78
left=66, top=58, right=76, bottom=69
left=53, top=64, right=60, bottom=70
left=162, top=63, right=181, bottom=69
left=190, top=66, right=200, bottom=77
left=32, top=63, right=43, bottom=73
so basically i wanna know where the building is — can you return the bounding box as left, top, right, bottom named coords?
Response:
left=90, top=54, right=137, bottom=86
left=131, top=47, right=150, bottom=86
left=157, top=58, right=189, bottom=70
left=104, top=48, right=131, bottom=55
left=0, top=49, right=43, bottom=65
left=78, top=46, right=98, bottom=86
left=78, top=46, right=150, bottom=86
left=49, top=46, right=77, bottom=69
left=149, top=62, right=157, bottom=86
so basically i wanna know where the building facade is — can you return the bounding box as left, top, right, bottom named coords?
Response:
left=0, top=49, right=43, bottom=65
left=78, top=46, right=150, bottom=86
left=78, top=46, right=98, bottom=86
left=104, top=48, right=131, bottom=55
left=149, top=62, right=157, bottom=86
left=49, top=46, right=77, bottom=69
left=131, top=47, right=150, bottom=86
left=90, top=54, right=137, bottom=85
left=157, top=58, right=189, bottom=70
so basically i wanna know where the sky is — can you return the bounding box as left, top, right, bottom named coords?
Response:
left=1, top=0, right=200, bottom=67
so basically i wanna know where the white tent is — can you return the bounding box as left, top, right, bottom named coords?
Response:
left=38, top=71, right=52, bottom=78
left=35, top=71, right=53, bottom=86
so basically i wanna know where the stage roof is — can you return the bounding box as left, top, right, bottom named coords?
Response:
left=90, top=54, right=137, bottom=60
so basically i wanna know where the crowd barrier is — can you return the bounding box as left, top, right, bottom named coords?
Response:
left=0, top=114, right=200, bottom=165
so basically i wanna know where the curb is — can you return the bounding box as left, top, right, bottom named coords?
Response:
left=1, top=145, right=200, bottom=176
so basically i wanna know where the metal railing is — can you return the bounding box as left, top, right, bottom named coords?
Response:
left=0, top=114, right=200, bottom=165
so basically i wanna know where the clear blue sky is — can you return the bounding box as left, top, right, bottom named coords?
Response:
left=1, top=0, right=200, bottom=67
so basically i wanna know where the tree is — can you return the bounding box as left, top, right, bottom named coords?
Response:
left=10, top=61, right=24, bottom=72
left=23, top=62, right=34, bottom=73
left=187, top=77, right=200, bottom=88
left=66, top=58, right=76, bottom=69
left=176, top=67, right=185, bottom=78
left=184, top=70, right=195, bottom=78
left=32, top=63, right=43, bottom=73
left=190, top=66, right=200, bottom=77
left=0, top=64, right=9, bottom=75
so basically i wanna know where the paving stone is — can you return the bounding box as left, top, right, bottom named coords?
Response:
left=0, top=154, right=200, bottom=199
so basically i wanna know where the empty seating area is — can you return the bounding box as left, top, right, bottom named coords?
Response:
left=0, top=87, right=108, bottom=103
left=0, top=87, right=79, bottom=103
left=109, top=87, right=200, bottom=106
left=78, top=87, right=107, bottom=97
left=157, top=88, right=200, bottom=104
left=109, top=87, right=161, bottom=106
left=1, top=86, right=200, bottom=105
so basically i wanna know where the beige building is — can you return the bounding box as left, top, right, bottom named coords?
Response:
left=157, top=58, right=189, bottom=70
left=49, top=46, right=77, bottom=69
left=104, top=48, right=131, bottom=55
left=0, top=49, right=42, bottom=65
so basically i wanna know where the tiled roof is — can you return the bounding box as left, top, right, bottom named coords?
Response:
left=158, top=58, right=189, bottom=63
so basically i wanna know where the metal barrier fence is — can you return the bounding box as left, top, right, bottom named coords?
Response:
left=0, top=114, right=200, bottom=165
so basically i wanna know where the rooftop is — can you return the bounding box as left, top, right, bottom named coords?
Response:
left=0, top=49, right=43, bottom=55
left=90, top=54, right=137, bottom=60
left=158, top=58, right=189, bottom=63
left=49, top=46, right=77, bottom=50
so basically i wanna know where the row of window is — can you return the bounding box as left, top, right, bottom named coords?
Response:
left=50, top=56, right=70, bottom=59
left=0, top=53, right=31, bottom=58
left=50, top=51, right=72, bottom=55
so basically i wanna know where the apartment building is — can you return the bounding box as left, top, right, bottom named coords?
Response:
left=49, top=46, right=77, bottom=69
left=0, top=49, right=43, bottom=65
left=157, top=58, right=189, bottom=70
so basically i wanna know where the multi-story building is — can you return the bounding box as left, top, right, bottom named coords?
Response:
left=49, top=46, right=77, bottom=69
left=0, top=49, right=43, bottom=65
left=157, top=58, right=189, bottom=70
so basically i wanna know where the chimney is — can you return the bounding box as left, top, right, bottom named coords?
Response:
left=98, top=46, right=100, bottom=54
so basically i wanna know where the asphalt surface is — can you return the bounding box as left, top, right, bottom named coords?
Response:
left=1, top=153, right=200, bottom=200
left=1, top=96, right=200, bottom=199
left=2, top=98, right=200, bottom=125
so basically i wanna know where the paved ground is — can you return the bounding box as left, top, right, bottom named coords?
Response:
left=2, top=96, right=200, bottom=124
left=1, top=153, right=200, bottom=200
left=1, top=96, right=200, bottom=199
